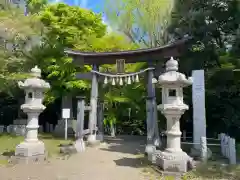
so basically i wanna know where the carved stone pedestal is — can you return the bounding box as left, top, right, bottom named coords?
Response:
left=12, top=141, right=47, bottom=164
left=155, top=150, right=193, bottom=172
left=10, top=154, right=47, bottom=164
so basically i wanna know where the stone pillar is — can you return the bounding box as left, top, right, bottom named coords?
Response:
left=165, top=114, right=182, bottom=153
left=97, top=100, right=104, bottom=141
left=146, top=97, right=154, bottom=153
left=25, top=112, right=40, bottom=142
left=192, top=70, right=206, bottom=150
left=88, top=64, right=99, bottom=144
left=145, top=65, right=160, bottom=154
left=200, top=136, right=207, bottom=162
left=152, top=77, right=160, bottom=147
left=74, top=96, right=85, bottom=152
left=13, top=66, right=50, bottom=164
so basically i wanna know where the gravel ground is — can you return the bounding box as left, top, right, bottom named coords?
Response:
left=0, top=136, right=159, bottom=180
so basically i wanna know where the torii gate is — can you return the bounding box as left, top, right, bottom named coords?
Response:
left=65, top=37, right=191, bottom=153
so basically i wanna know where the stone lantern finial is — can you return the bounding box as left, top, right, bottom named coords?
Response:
left=31, top=66, right=41, bottom=78
left=166, top=57, right=178, bottom=72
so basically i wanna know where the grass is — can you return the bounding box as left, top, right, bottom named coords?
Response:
left=138, top=144, right=240, bottom=180
left=183, top=162, right=240, bottom=180
left=142, top=160, right=240, bottom=180
left=0, top=133, right=73, bottom=165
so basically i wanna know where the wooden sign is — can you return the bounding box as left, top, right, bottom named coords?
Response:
left=116, top=59, right=125, bottom=74
left=62, top=108, right=70, bottom=119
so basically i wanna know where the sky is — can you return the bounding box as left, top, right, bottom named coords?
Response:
left=52, top=0, right=105, bottom=13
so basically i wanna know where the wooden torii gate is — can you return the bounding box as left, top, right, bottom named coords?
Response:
left=65, top=37, right=191, bottom=153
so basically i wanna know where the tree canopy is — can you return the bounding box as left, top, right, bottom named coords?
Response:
left=104, top=0, right=174, bottom=47
left=0, top=0, right=41, bottom=94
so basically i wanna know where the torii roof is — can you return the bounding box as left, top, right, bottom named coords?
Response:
left=65, top=36, right=192, bottom=65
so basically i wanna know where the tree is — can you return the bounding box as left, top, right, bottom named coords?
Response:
left=26, top=0, right=48, bottom=14
left=0, top=0, right=41, bottom=94
left=104, top=0, right=174, bottom=47
left=0, top=0, right=44, bottom=125
left=168, top=0, right=240, bottom=138
left=29, top=3, right=107, bottom=102
left=169, top=0, right=240, bottom=69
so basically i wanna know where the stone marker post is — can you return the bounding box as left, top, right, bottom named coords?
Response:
left=96, top=100, right=104, bottom=142
left=145, top=63, right=160, bottom=154
left=88, top=64, right=99, bottom=144
left=13, top=66, right=50, bottom=163
left=192, top=70, right=206, bottom=151
left=74, top=96, right=85, bottom=152
left=200, top=137, right=207, bottom=162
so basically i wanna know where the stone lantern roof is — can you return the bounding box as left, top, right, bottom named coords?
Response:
left=157, top=57, right=192, bottom=87
left=18, top=66, right=50, bottom=90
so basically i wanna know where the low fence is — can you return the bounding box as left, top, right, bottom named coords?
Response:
left=161, top=131, right=237, bottom=164
left=219, top=133, right=237, bottom=165
left=181, top=135, right=236, bottom=164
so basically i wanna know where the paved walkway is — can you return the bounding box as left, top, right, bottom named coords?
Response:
left=0, top=136, right=159, bottom=180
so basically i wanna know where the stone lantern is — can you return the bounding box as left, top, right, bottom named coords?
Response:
left=14, top=66, right=50, bottom=163
left=156, top=57, right=193, bottom=172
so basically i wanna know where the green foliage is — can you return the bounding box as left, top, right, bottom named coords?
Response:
left=169, top=0, right=240, bottom=69
left=0, top=0, right=41, bottom=94
left=169, top=0, right=240, bottom=138
left=28, top=3, right=108, bottom=103
left=104, top=0, right=174, bottom=47
left=39, top=3, right=106, bottom=47
left=26, top=0, right=48, bottom=14
left=75, top=32, right=138, bottom=52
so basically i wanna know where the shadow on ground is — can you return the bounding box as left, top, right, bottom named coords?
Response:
left=2, top=151, right=14, bottom=157
left=39, top=133, right=75, bottom=141
left=114, top=156, right=147, bottom=168
left=100, top=135, right=146, bottom=155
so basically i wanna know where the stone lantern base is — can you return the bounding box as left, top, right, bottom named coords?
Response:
left=11, top=140, right=47, bottom=164
left=154, top=150, right=194, bottom=172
